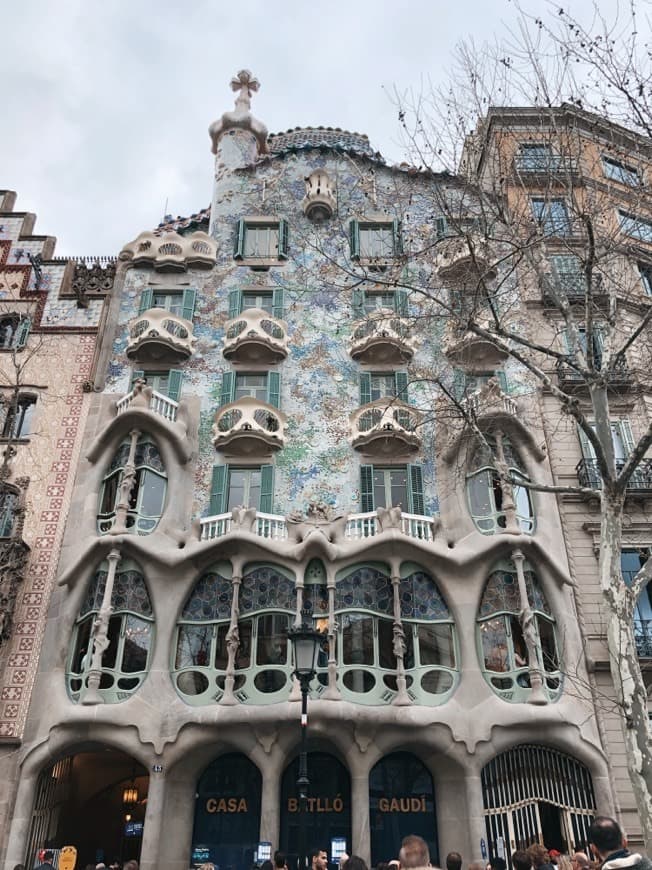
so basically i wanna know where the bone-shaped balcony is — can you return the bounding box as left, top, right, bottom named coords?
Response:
left=126, top=308, right=196, bottom=364
left=350, top=400, right=422, bottom=456
left=212, top=397, right=286, bottom=456
left=349, top=310, right=415, bottom=365
left=434, top=232, right=496, bottom=282
left=223, top=308, right=288, bottom=365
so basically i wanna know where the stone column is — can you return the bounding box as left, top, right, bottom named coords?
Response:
left=391, top=570, right=411, bottom=706
left=350, top=764, right=371, bottom=863
left=221, top=570, right=242, bottom=705
left=494, top=429, right=520, bottom=535
left=111, top=428, right=140, bottom=533
left=82, top=547, right=121, bottom=705
left=512, top=548, right=547, bottom=705
left=464, top=771, right=488, bottom=862
left=140, top=767, right=166, bottom=870
left=259, top=752, right=284, bottom=846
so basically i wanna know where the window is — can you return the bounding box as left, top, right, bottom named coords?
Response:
left=477, top=560, right=560, bottom=703
left=67, top=559, right=154, bottom=703
left=453, top=370, right=507, bottom=400
left=602, top=156, right=640, bottom=187
left=209, top=464, right=274, bottom=514
left=227, top=288, right=284, bottom=319
left=233, top=219, right=289, bottom=261
left=531, top=198, right=572, bottom=236
left=352, top=288, right=409, bottom=318
left=0, top=489, right=19, bottom=537
left=97, top=435, right=167, bottom=534
left=466, top=433, right=534, bottom=535
left=219, top=370, right=281, bottom=408
left=131, top=369, right=183, bottom=401
left=360, top=371, right=408, bottom=404
left=359, top=464, right=424, bottom=514
left=622, top=549, right=652, bottom=657
left=0, top=316, right=30, bottom=351
left=515, top=143, right=555, bottom=171
left=138, top=287, right=197, bottom=320
left=0, top=395, right=36, bottom=439
left=550, top=255, right=587, bottom=297
left=619, top=211, right=652, bottom=244
left=639, top=263, right=652, bottom=296
left=434, top=216, right=482, bottom=240
left=349, top=219, right=403, bottom=261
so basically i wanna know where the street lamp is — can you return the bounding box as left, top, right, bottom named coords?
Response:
left=287, top=611, right=322, bottom=870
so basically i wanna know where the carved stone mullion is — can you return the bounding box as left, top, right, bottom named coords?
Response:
left=82, top=547, right=122, bottom=705
left=112, top=429, right=140, bottom=534
left=512, top=548, right=547, bottom=706
left=391, top=574, right=411, bottom=706
left=220, top=573, right=242, bottom=706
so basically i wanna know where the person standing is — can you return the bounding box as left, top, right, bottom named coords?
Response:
left=36, top=852, right=55, bottom=870
left=398, top=835, right=431, bottom=870
left=446, top=853, right=462, bottom=870
left=589, top=816, right=652, bottom=870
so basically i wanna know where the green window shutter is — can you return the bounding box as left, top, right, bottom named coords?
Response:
left=352, top=289, right=365, bottom=319
left=360, top=373, right=372, bottom=405
left=14, top=317, right=31, bottom=350
left=138, top=288, right=154, bottom=314
left=395, top=371, right=409, bottom=401
left=181, top=288, right=197, bottom=321
left=360, top=465, right=375, bottom=513
left=167, top=370, right=183, bottom=402
left=349, top=220, right=360, bottom=260
left=131, top=369, right=145, bottom=388
left=267, top=371, right=281, bottom=408
left=233, top=219, right=246, bottom=259
left=278, top=219, right=289, bottom=260
left=220, top=371, right=236, bottom=406
left=392, top=218, right=404, bottom=255
left=452, top=369, right=466, bottom=401
left=496, top=371, right=508, bottom=392
left=210, top=465, right=228, bottom=515
left=395, top=290, right=409, bottom=317
left=228, top=289, right=242, bottom=319
left=619, top=420, right=635, bottom=456
left=259, top=465, right=274, bottom=513
left=435, top=217, right=448, bottom=239
left=272, top=288, right=285, bottom=319
left=407, top=464, right=425, bottom=515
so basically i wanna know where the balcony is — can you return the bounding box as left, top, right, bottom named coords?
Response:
left=576, top=458, right=652, bottom=492
left=556, top=357, right=633, bottom=392
left=116, top=386, right=178, bottom=423
left=542, top=273, right=605, bottom=306
left=635, top=620, right=652, bottom=658
left=434, top=233, right=496, bottom=282
left=120, top=230, right=217, bottom=270
left=460, top=382, right=517, bottom=420
left=212, top=397, right=286, bottom=455
left=349, top=311, right=415, bottom=365
left=350, top=400, right=422, bottom=456
left=512, top=155, right=582, bottom=183
left=223, top=308, right=288, bottom=364
left=443, top=325, right=508, bottom=365
left=126, top=308, right=195, bottom=364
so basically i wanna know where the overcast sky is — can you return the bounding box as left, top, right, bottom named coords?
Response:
left=1, top=0, right=621, bottom=256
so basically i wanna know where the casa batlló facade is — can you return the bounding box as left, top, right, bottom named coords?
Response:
left=4, top=72, right=652, bottom=870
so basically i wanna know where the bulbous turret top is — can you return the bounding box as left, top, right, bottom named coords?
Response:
left=208, top=69, right=269, bottom=157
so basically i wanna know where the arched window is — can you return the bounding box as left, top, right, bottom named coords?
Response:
left=1, top=393, right=36, bottom=439
left=67, top=559, right=154, bottom=703
left=97, top=434, right=167, bottom=534
left=0, top=315, right=30, bottom=351
left=0, top=488, right=19, bottom=537
left=466, top=432, right=534, bottom=534
left=173, top=564, right=296, bottom=706
left=477, top=560, right=560, bottom=702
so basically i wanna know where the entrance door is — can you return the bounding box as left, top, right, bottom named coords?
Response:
left=369, top=753, right=438, bottom=867
left=192, top=754, right=262, bottom=870
left=280, top=753, right=351, bottom=868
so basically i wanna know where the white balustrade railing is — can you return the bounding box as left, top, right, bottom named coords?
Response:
left=400, top=512, right=436, bottom=541
left=256, top=512, right=289, bottom=540
left=116, top=389, right=179, bottom=423
left=344, top=511, right=380, bottom=539
left=462, top=388, right=517, bottom=418
left=200, top=513, right=233, bottom=541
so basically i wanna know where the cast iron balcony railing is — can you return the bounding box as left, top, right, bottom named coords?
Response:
left=557, top=356, right=633, bottom=391
left=635, top=620, right=652, bottom=658
left=542, top=273, right=604, bottom=305
left=576, top=458, right=652, bottom=492
left=223, top=308, right=288, bottom=364
left=350, top=400, right=422, bottom=456
left=126, top=308, right=195, bottom=364
left=349, top=310, right=415, bottom=365
left=513, top=154, right=582, bottom=181
left=212, top=397, right=286, bottom=455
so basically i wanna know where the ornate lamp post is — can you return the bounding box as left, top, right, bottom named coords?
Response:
left=287, top=613, right=322, bottom=870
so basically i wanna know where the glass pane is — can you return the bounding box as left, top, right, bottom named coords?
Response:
left=342, top=614, right=374, bottom=665
left=377, top=618, right=395, bottom=670
left=100, top=472, right=120, bottom=515
left=245, top=225, right=279, bottom=258
left=418, top=623, right=455, bottom=668
left=364, top=292, right=394, bottom=313
left=370, top=374, right=396, bottom=400
left=510, top=615, right=528, bottom=668
left=538, top=617, right=558, bottom=671
left=360, top=227, right=393, bottom=258
left=468, top=470, right=493, bottom=519
left=256, top=613, right=289, bottom=665
left=175, top=624, right=213, bottom=669
left=122, top=616, right=151, bottom=673
left=71, top=617, right=93, bottom=673
left=177, top=671, right=209, bottom=695
left=254, top=671, right=287, bottom=693
left=421, top=670, right=454, bottom=694
left=389, top=468, right=408, bottom=510
left=215, top=624, right=229, bottom=670
left=243, top=292, right=273, bottom=313
left=138, top=470, right=166, bottom=517
left=103, top=616, right=121, bottom=669
left=480, top=617, right=508, bottom=672
left=228, top=469, right=261, bottom=510
left=343, top=669, right=375, bottom=692
left=235, top=620, right=252, bottom=669
left=235, top=373, right=268, bottom=402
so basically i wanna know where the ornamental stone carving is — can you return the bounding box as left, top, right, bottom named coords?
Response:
left=70, top=259, right=116, bottom=308
left=119, top=231, right=216, bottom=271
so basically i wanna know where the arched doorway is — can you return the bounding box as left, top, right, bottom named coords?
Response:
left=25, top=749, right=148, bottom=868
left=280, top=753, right=351, bottom=866
left=191, top=753, right=262, bottom=870
left=482, top=745, right=596, bottom=857
left=369, top=753, right=438, bottom=866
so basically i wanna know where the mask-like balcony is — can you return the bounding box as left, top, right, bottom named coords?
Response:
left=126, top=308, right=196, bottom=364
left=212, top=397, right=286, bottom=455
left=350, top=400, right=422, bottom=456
left=443, top=323, right=508, bottom=365
left=223, top=308, right=288, bottom=365
left=349, top=311, right=415, bottom=365
left=434, top=233, right=496, bottom=282
left=119, top=230, right=217, bottom=271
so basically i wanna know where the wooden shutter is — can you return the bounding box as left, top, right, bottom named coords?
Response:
left=210, top=465, right=228, bottom=515
left=138, top=288, right=154, bottom=314
left=220, top=371, right=236, bottom=406
left=267, top=371, right=281, bottom=408
left=167, top=370, right=183, bottom=402
left=395, top=371, right=409, bottom=401
left=360, top=465, right=375, bottom=513
left=407, top=464, right=425, bottom=515
left=278, top=219, right=289, bottom=259
left=272, top=288, right=285, bottom=318
left=131, top=369, right=145, bottom=388
left=496, top=371, right=508, bottom=392
left=352, top=289, right=365, bottom=318
left=259, top=465, right=274, bottom=513
left=14, top=317, right=30, bottom=350
left=228, top=289, right=242, bottom=319
left=349, top=220, right=361, bottom=260
left=233, top=219, right=246, bottom=259
left=435, top=217, right=448, bottom=239
left=359, top=373, right=372, bottom=405
left=395, top=290, right=409, bottom=317
left=577, top=424, right=596, bottom=459
left=392, top=218, right=404, bottom=255
left=181, top=288, right=197, bottom=321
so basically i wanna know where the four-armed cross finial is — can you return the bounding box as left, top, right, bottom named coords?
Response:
left=230, top=69, right=260, bottom=114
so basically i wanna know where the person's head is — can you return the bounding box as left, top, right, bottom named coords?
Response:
left=399, top=836, right=430, bottom=869
left=527, top=846, right=550, bottom=869
left=260, top=861, right=273, bottom=870
left=467, top=861, right=485, bottom=870
left=555, top=857, right=571, bottom=870
left=343, top=857, right=369, bottom=870
left=588, top=816, right=625, bottom=860
left=96, top=864, right=106, bottom=870
left=512, top=851, right=532, bottom=870
left=274, top=853, right=287, bottom=870
left=446, top=853, right=462, bottom=870
left=489, top=859, right=506, bottom=870
left=310, top=849, right=328, bottom=870
left=13, top=864, right=26, bottom=870
left=198, top=864, right=214, bottom=870
left=43, top=855, right=54, bottom=865
left=571, top=855, right=590, bottom=870
left=123, top=862, right=139, bottom=870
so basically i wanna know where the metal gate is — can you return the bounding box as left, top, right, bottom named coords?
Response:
left=24, top=757, right=73, bottom=867
left=482, top=745, right=595, bottom=857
